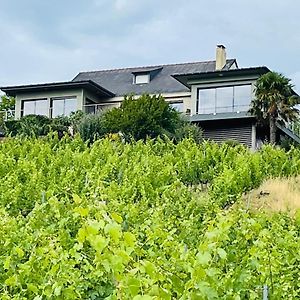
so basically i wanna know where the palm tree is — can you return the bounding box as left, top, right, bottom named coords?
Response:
left=249, top=71, right=300, bottom=144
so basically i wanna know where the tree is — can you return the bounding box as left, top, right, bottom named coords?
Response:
left=102, top=94, right=182, bottom=141
left=0, top=95, right=15, bottom=133
left=249, top=71, right=300, bottom=144
left=0, top=95, right=15, bottom=119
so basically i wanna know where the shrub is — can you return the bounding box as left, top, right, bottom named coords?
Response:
left=78, top=112, right=106, bottom=143
left=102, top=94, right=181, bottom=141
left=4, top=120, right=21, bottom=137
left=173, top=121, right=203, bottom=143
left=223, top=139, right=241, bottom=147
left=5, top=115, right=52, bottom=137
left=20, top=115, right=52, bottom=137
left=50, top=116, right=71, bottom=138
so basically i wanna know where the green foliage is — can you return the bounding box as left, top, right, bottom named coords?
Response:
left=4, top=111, right=85, bottom=138
left=250, top=72, right=299, bottom=122
left=0, top=137, right=300, bottom=298
left=0, top=95, right=15, bottom=132
left=173, top=120, right=203, bottom=144
left=77, top=95, right=201, bottom=143
left=5, top=115, right=51, bottom=137
left=250, top=71, right=300, bottom=143
left=78, top=112, right=107, bottom=143
left=102, top=94, right=181, bottom=140
left=279, top=136, right=299, bottom=151
left=4, top=120, right=21, bottom=136
left=0, top=95, right=15, bottom=112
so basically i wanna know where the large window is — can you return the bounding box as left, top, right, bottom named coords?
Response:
left=51, top=97, right=77, bottom=117
left=22, top=99, right=48, bottom=116
left=197, top=84, right=252, bottom=114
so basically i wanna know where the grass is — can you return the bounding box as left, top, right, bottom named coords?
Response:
left=243, top=176, right=300, bottom=217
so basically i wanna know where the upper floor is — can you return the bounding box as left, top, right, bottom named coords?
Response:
left=0, top=45, right=269, bottom=121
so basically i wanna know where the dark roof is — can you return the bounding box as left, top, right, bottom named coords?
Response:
left=1, top=80, right=115, bottom=98
left=173, top=67, right=270, bottom=88
left=72, top=59, right=237, bottom=96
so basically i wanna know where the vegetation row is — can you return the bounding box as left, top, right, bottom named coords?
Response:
left=0, top=136, right=300, bottom=299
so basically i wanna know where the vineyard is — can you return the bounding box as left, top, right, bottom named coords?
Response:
left=0, top=135, right=300, bottom=299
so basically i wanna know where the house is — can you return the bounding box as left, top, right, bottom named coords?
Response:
left=1, top=45, right=299, bottom=148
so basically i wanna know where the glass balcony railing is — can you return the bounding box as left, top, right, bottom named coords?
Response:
left=83, top=103, right=117, bottom=114
left=197, top=104, right=250, bottom=115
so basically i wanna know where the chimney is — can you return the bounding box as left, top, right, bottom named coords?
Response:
left=216, top=45, right=226, bottom=71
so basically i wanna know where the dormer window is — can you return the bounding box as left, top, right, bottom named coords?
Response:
left=132, top=67, right=162, bottom=85
left=134, top=73, right=150, bottom=84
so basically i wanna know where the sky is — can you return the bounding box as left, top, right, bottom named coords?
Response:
left=1, top=0, right=300, bottom=91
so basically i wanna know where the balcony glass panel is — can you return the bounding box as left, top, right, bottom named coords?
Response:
left=198, top=89, right=215, bottom=114
left=197, top=84, right=252, bottom=115
left=216, top=87, right=233, bottom=113
left=234, top=85, right=252, bottom=112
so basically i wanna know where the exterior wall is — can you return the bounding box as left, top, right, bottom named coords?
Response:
left=15, top=88, right=84, bottom=119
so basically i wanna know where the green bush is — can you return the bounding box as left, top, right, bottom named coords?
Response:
left=78, top=112, right=106, bottom=143
left=102, top=94, right=181, bottom=141
left=4, top=111, right=86, bottom=138
left=4, top=120, right=21, bottom=137
left=49, top=115, right=71, bottom=138
left=173, top=120, right=203, bottom=143
left=5, top=115, right=51, bottom=137
left=0, top=137, right=300, bottom=298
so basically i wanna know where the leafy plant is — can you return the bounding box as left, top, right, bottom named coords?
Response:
left=0, top=136, right=300, bottom=298
left=102, top=94, right=181, bottom=141
left=249, top=71, right=300, bottom=144
left=0, top=95, right=15, bottom=133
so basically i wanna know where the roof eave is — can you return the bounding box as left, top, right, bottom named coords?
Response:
left=172, top=67, right=271, bottom=89
left=0, top=80, right=115, bottom=98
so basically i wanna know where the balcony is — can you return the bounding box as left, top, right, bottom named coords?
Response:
left=83, top=103, right=117, bottom=114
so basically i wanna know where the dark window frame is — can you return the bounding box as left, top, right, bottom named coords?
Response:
left=50, top=96, right=77, bottom=118
left=196, top=84, right=252, bottom=114
left=21, top=98, right=48, bottom=117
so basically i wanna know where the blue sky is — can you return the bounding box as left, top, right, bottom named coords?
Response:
left=1, top=0, right=300, bottom=91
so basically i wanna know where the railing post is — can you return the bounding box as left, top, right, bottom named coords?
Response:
left=262, top=285, right=268, bottom=300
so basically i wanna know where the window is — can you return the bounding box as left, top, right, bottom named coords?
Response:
left=197, top=84, right=252, bottom=114
left=170, top=102, right=184, bottom=112
left=198, top=89, right=215, bottom=114
left=22, top=99, right=48, bottom=116
left=51, top=97, right=77, bottom=117
left=134, top=74, right=150, bottom=84
left=234, top=85, right=252, bottom=112
left=216, top=87, right=233, bottom=113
